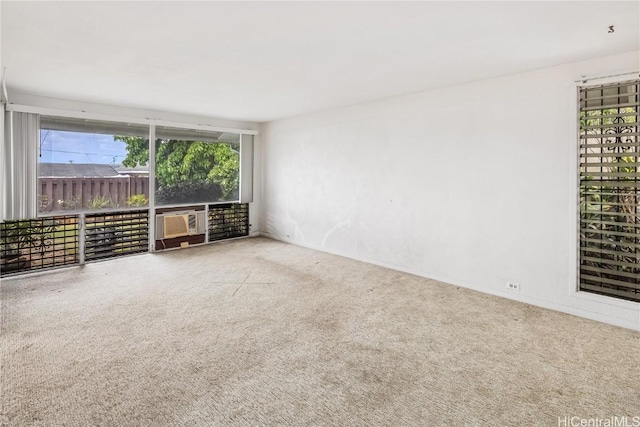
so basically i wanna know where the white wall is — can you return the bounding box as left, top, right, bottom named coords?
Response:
left=261, top=51, right=640, bottom=330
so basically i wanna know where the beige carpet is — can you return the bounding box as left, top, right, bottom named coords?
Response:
left=1, top=237, right=638, bottom=426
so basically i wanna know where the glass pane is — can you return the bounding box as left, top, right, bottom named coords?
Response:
left=39, top=117, right=150, bottom=213
left=154, top=127, right=240, bottom=205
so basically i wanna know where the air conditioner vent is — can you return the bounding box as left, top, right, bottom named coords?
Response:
left=156, top=211, right=205, bottom=240
left=164, top=215, right=189, bottom=239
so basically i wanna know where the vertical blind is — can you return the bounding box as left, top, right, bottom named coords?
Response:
left=2, top=112, right=39, bottom=221
left=240, top=134, right=254, bottom=203
left=579, top=79, right=640, bottom=302
left=0, top=104, right=4, bottom=220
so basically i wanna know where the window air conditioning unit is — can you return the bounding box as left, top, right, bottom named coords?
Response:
left=156, top=211, right=206, bottom=239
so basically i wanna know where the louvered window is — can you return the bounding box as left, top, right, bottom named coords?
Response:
left=579, top=79, right=640, bottom=302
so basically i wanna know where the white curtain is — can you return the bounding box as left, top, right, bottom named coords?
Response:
left=2, top=111, right=39, bottom=221
left=240, top=134, right=254, bottom=203
left=0, top=104, right=3, bottom=221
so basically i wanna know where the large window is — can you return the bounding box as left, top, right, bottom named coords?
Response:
left=579, top=79, right=640, bottom=302
left=39, top=117, right=149, bottom=213
left=1, top=112, right=253, bottom=275
left=154, top=127, right=240, bottom=205
left=37, top=118, right=247, bottom=212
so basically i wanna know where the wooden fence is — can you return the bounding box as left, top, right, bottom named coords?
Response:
left=39, top=177, right=149, bottom=212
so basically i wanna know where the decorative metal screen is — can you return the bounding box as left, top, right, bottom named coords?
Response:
left=208, top=203, right=249, bottom=241
left=0, top=215, right=79, bottom=276
left=85, top=210, right=149, bottom=261
left=579, top=79, right=640, bottom=302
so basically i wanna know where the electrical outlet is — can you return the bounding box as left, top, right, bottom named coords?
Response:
left=506, top=282, right=520, bottom=292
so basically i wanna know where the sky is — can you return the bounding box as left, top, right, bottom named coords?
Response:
left=39, top=130, right=128, bottom=165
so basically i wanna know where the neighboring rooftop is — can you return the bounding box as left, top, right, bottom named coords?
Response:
left=114, top=164, right=149, bottom=175
left=39, top=163, right=122, bottom=178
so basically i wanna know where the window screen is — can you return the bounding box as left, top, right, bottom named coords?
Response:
left=38, top=116, right=150, bottom=213
left=579, top=79, right=640, bottom=302
left=154, top=127, right=240, bottom=206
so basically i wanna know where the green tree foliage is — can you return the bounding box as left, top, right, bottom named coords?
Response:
left=115, top=136, right=240, bottom=200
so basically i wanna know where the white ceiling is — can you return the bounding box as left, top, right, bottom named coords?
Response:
left=2, top=1, right=639, bottom=123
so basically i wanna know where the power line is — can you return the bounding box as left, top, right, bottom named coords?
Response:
left=40, top=148, right=127, bottom=158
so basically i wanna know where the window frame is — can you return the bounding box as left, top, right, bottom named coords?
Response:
left=36, top=116, right=252, bottom=216
left=152, top=124, right=242, bottom=207
left=37, top=116, right=152, bottom=215
left=575, top=77, right=640, bottom=303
